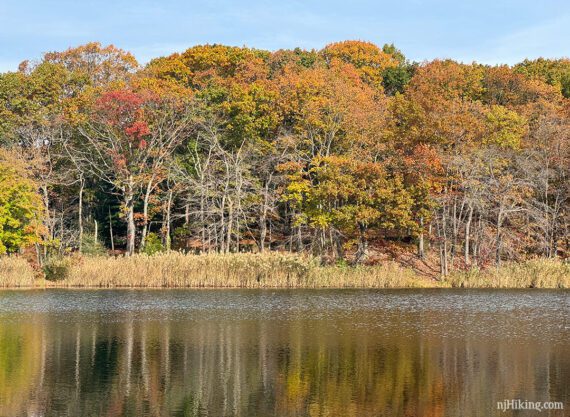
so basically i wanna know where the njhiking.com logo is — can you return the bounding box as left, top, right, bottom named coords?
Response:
left=497, top=399, right=564, bottom=413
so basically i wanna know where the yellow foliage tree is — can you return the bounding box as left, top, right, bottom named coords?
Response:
left=0, top=151, right=44, bottom=254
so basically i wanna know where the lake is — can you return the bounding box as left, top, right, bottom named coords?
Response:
left=0, top=289, right=568, bottom=417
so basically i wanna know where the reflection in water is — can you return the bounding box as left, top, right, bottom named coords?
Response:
left=0, top=290, right=568, bottom=417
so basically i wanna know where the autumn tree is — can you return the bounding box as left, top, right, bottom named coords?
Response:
left=77, top=89, right=194, bottom=254
left=321, top=41, right=397, bottom=89
left=0, top=151, right=44, bottom=254
left=281, top=157, right=415, bottom=262
left=380, top=44, right=416, bottom=95
left=514, top=58, right=570, bottom=98
left=41, top=42, right=138, bottom=88
left=277, top=61, right=387, bottom=159
left=1, top=40, right=567, bottom=269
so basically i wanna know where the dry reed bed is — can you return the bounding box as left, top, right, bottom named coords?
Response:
left=63, top=252, right=319, bottom=288
left=0, top=256, right=36, bottom=287
left=1, top=253, right=568, bottom=289
left=446, top=259, right=570, bottom=289
left=49, top=252, right=429, bottom=288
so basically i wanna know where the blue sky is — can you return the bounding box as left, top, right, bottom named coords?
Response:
left=1, top=0, right=569, bottom=72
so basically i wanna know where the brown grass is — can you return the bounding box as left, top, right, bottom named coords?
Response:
left=1, top=253, right=568, bottom=289
left=42, top=252, right=429, bottom=288
left=308, top=263, right=435, bottom=288
left=0, top=256, right=36, bottom=287
left=445, top=259, right=570, bottom=289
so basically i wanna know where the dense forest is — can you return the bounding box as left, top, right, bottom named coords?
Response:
left=0, top=41, right=568, bottom=275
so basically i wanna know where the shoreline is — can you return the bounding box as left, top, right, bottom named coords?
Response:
left=1, top=252, right=568, bottom=290
left=1, top=284, right=568, bottom=290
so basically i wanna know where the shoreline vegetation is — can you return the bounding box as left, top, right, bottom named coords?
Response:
left=1, top=253, right=568, bottom=289
left=1, top=42, right=568, bottom=288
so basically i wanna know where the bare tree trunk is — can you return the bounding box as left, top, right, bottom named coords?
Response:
left=200, top=190, right=206, bottom=252
left=259, top=180, right=272, bottom=253
left=495, top=230, right=502, bottom=266
left=334, top=229, right=345, bottom=260
left=207, top=226, right=212, bottom=254
left=259, top=207, right=267, bottom=253
left=59, top=206, right=64, bottom=255
left=268, top=219, right=273, bottom=252
left=41, top=184, right=50, bottom=261
left=236, top=216, right=240, bottom=253
left=473, top=214, right=482, bottom=266
left=355, top=223, right=368, bottom=264
left=296, top=225, right=303, bottom=252
left=317, top=228, right=327, bottom=257
left=108, top=207, right=114, bottom=252
left=126, top=205, right=135, bottom=255
left=226, top=200, right=234, bottom=253
left=163, top=188, right=173, bottom=251
left=451, top=199, right=462, bottom=270
left=418, top=216, right=425, bottom=259
left=328, top=228, right=335, bottom=260
left=438, top=209, right=449, bottom=277
left=439, top=241, right=447, bottom=277
left=496, top=207, right=503, bottom=266
left=220, top=194, right=226, bottom=253
left=443, top=240, right=449, bottom=276
left=125, top=177, right=136, bottom=256
left=141, top=178, right=154, bottom=249
left=285, top=210, right=290, bottom=252
left=465, top=204, right=473, bottom=265
left=78, top=174, right=85, bottom=253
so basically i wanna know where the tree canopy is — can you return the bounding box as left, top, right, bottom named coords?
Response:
left=0, top=41, right=567, bottom=270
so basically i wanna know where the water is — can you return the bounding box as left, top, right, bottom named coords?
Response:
left=0, top=289, right=568, bottom=417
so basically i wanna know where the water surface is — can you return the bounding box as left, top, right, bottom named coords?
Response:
left=0, top=289, right=568, bottom=416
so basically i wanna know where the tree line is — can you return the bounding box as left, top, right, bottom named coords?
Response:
left=0, top=41, right=568, bottom=274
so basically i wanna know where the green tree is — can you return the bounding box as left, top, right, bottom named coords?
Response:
left=514, top=58, right=570, bottom=98
left=282, top=157, right=415, bottom=262
left=0, top=152, right=44, bottom=254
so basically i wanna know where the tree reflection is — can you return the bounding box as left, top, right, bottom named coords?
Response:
left=0, top=312, right=566, bottom=417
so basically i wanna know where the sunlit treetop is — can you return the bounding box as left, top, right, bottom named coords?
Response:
left=514, top=58, right=570, bottom=98
left=321, top=40, right=398, bottom=89
left=183, top=45, right=270, bottom=85
left=144, top=54, right=194, bottom=86
left=407, top=59, right=485, bottom=103
left=482, top=65, right=563, bottom=118
left=144, top=44, right=272, bottom=90
left=30, top=42, right=138, bottom=88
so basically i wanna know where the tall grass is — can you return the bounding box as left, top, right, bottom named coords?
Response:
left=308, top=264, right=433, bottom=288
left=61, top=252, right=320, bottom=288
left=48, top=252, right=428, bottom=288
left=446, top=259, right=570, bottom=289
left=0, top=256, right=36, bottom=287
left=1, top=253, right=568, bottom=289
